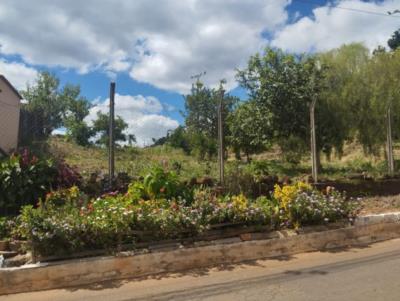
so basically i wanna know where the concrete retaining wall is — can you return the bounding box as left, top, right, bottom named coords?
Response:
left=1, top=214, right=400, bottom=295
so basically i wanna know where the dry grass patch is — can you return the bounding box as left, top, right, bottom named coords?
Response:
left=359, top=194, right=400, bottom=215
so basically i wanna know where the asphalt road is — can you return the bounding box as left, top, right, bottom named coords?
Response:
left=2, top=238, right=400, bottom=301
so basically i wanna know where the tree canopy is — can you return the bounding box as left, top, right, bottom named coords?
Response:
left=92, top=111, right=129, bottom=147
left=183, top=80, right=238, bottom=159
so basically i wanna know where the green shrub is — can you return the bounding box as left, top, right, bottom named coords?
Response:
left=224, top=161, right=277, bottom=197
left=127, top=166, right=193, bottom=203
left=19, top=191, right=133, bottom=256
left=273, top=183, right=357, bottom=229
left=286, top=189, right=356, bottom=228
left=0, top=217, right=12, bottom=240
left=0, top=149, right=82, bottom=215
left=0, top=150, right=56, bottom=214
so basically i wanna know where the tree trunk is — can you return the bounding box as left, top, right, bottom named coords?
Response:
left=246, top=152, right=251, bottom=163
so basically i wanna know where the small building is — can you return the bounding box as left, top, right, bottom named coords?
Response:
left=0, top=75, right=22, bottom=154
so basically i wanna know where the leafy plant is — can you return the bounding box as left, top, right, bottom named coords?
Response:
left=0, top=217, right=13, bottom=240
left=0, top=149, right=56, bottom=214
left=128, top=166, right=193, bottom=203
left=0, top=149, right=83, bottom=215
left=55, top=161, right=82, bottom=188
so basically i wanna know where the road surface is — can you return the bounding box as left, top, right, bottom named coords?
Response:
left=2, top=238, right=400, bottom=301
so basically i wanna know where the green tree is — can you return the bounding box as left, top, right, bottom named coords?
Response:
left=167, top=126, right=191, bottom=154
left=388, top=29, right=400, bottom=51
left=237, top=48, right=324, bottom=164
left=21, top=72, right=67, bottom=139
left=183, top=80, right=238, bottom=159
left=237, top=46, right=361, bottom=166
left=61, top=84, right=93, bottom=146
left=20, top=72, right=93, bottom=146
left=319, top=43, right=370, bottom=157
left=228, top=100, right=270, bottom=161
left=128, top=134, right=136, bottom=146
left=92, top=111, right=129, bottom=146
left=358, top=49, right=400, bottom=155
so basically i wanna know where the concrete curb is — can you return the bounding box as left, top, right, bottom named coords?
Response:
left=1, top=213, right=400, bottom=295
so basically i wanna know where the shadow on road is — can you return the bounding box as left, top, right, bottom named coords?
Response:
left=64, top=257, right=284, bottom=292
left=63, top=242, right=384, bottom=294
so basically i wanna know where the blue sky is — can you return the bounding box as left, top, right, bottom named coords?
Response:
left=0, top=0, right=399, bottom=145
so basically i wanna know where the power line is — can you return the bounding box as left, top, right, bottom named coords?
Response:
left=293, top=0, right=400, bottom=18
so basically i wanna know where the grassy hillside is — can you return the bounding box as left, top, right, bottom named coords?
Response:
left=48, top=137, right=218, bottom=180
left=48, top=137, right=399, bottom=181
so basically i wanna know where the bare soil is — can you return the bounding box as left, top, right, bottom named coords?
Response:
left=359, top=194, right=400, bottom=215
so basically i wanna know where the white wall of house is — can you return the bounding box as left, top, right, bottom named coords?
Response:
left=0, top=76, right=21, bottom=153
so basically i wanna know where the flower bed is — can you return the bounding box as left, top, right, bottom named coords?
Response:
left=15, top=180, right=358, bottom=258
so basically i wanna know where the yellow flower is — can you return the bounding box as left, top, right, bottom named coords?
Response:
left=231, top=194, right=248, bottom=211
left=69, top=186, right=80, bottom=198
left=273, top=182, right=311, bottom=210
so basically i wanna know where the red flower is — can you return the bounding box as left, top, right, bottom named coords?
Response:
left=30, top=156, right=38, bottom=165
left=171, top=202, right=179, bottom=211
left=20, top=148, right=30, bottom=167
left=87, top=203, right=94, bottom=212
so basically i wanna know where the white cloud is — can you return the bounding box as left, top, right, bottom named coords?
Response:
left=3, top=1, right=397, bottom=94
left=85, top=93, right=179, bottom=146
left=272, top=0, right=400, bottom=53
left=0, top=0, right=290, bottom=93
left=0, top=59, right=37, bottom=89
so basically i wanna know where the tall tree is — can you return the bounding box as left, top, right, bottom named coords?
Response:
left=20, top=72, right=93, bottom=146
left=61, top=84, right=93, bottom=146
left=237, top=48, right=325, bottom=164
left=319, top=43, right=370, bottom=157
left=92, top=111, right=129, bottom=146
left=183, top=80, right=238, bottom=159
left=360, top=49, right=400, bottom=171
left=228, top=100, right=270, bottom=161
left=21, top=72, right=67, bottom=139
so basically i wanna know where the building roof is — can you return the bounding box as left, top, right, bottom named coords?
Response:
left=0, top=75, right=23, bottom=100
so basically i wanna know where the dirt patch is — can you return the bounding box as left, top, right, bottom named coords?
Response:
left=358, top=194, right=400, bottom=215
left=315, top=178, right=400, bottom=197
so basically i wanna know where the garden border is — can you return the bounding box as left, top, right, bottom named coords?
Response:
left=1, top=212, right=400, bottom=295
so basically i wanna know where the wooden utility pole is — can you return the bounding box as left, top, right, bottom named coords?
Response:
left=218, top=88, right=225, bottom=186
left=310, top=98, right=318, bottom=183
left=387, top=102, right=395, bottom=176
left=109, top=82, right=116, bottom=189
left=310, top=60, right=321, bottom=184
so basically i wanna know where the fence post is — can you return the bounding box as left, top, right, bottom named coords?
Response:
left=310, top=98, right=318, bottom=183
left=387, top=102, right=394, bottom=176
left=218, top=88, right=225, bottom=186
left=109, top=82, right=116, bottom=189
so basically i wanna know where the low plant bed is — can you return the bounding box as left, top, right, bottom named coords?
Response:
left=8, top=179, right=357, bottom=261
left=2, top=215, right=400, bottom=295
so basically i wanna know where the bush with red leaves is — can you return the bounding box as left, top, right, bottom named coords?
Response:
left=55, top=161, right=82, bottom=189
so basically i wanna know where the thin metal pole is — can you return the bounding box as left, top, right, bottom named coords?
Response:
left=109, top=82, right=116, bottom=189
left=387, top=102, right=394, bottom=176
left=218, top=88, right=225, bottom=186
left=310, top=98, right=318, bottom=183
